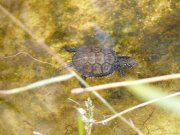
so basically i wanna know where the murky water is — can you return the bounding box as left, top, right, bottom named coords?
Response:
left=0, top=0, right=179, bottom=135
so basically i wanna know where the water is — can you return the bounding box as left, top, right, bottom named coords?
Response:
left=0, top=0, right=179, bottom=135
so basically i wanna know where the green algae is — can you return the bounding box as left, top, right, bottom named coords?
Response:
left=0, top=0, right=179, bottom=135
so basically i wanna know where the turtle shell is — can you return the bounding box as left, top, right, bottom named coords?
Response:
left=72, top=46, right=117, bottom=77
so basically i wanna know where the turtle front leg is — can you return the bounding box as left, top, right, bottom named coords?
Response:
left=114, top=65, right=126, bottom=77
left=52, top=62, right=73, bottom=77
left=117, top=68, right=126, bottom=77
left=64, top=46, right=77, bottom=52
left=79, top=75, right=87, bottom=88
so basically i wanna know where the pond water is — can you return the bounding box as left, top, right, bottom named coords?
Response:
left=0, top=0, right=179, bottom=135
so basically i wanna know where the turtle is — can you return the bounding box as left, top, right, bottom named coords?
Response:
left=56, top=46, right=138, bottom=86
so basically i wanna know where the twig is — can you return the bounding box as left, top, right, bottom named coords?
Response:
left=68, top=98, right=81, bottom=106
left=96, top=91, right=180, bottom=124
left=0, top=74, right=74, bottom=95
left=0, top=51, right=56, bottom=68
left=72, top=73, right=180, bottom=94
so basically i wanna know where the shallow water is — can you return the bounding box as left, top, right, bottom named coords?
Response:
left=0, top=0, right=179, bottom=135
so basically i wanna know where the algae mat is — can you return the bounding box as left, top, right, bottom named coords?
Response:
left=0, top=0, right=179, bottom=135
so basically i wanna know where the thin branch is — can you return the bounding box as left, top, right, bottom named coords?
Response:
left=0, top=51, right=56, bottom=68
left=72, top=73, right=180, bottom=94
left=0, top=74, right=74, bottom=95
left=96, top=91, right=180, bottom=124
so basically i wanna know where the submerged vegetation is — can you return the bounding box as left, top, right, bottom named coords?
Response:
left=0, top=0, right=179, bottom=135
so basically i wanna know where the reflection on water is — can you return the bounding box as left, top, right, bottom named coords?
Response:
left=0, top=0, right=179, bottom=135
left=93, top=24, right=114, bottom=47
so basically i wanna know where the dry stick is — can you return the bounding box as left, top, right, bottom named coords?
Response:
left=0, top=52, right=56, bottom=68
left=96, top=91, right=180, bottom=124
left=0, top=5, right=143, bottom=135
left=0, top=74, right=74, bottom=95
left=72, top=73, right=180, bottom=94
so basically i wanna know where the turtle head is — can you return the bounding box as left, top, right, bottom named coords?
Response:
left=117, top=56, right=138, bottom=68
